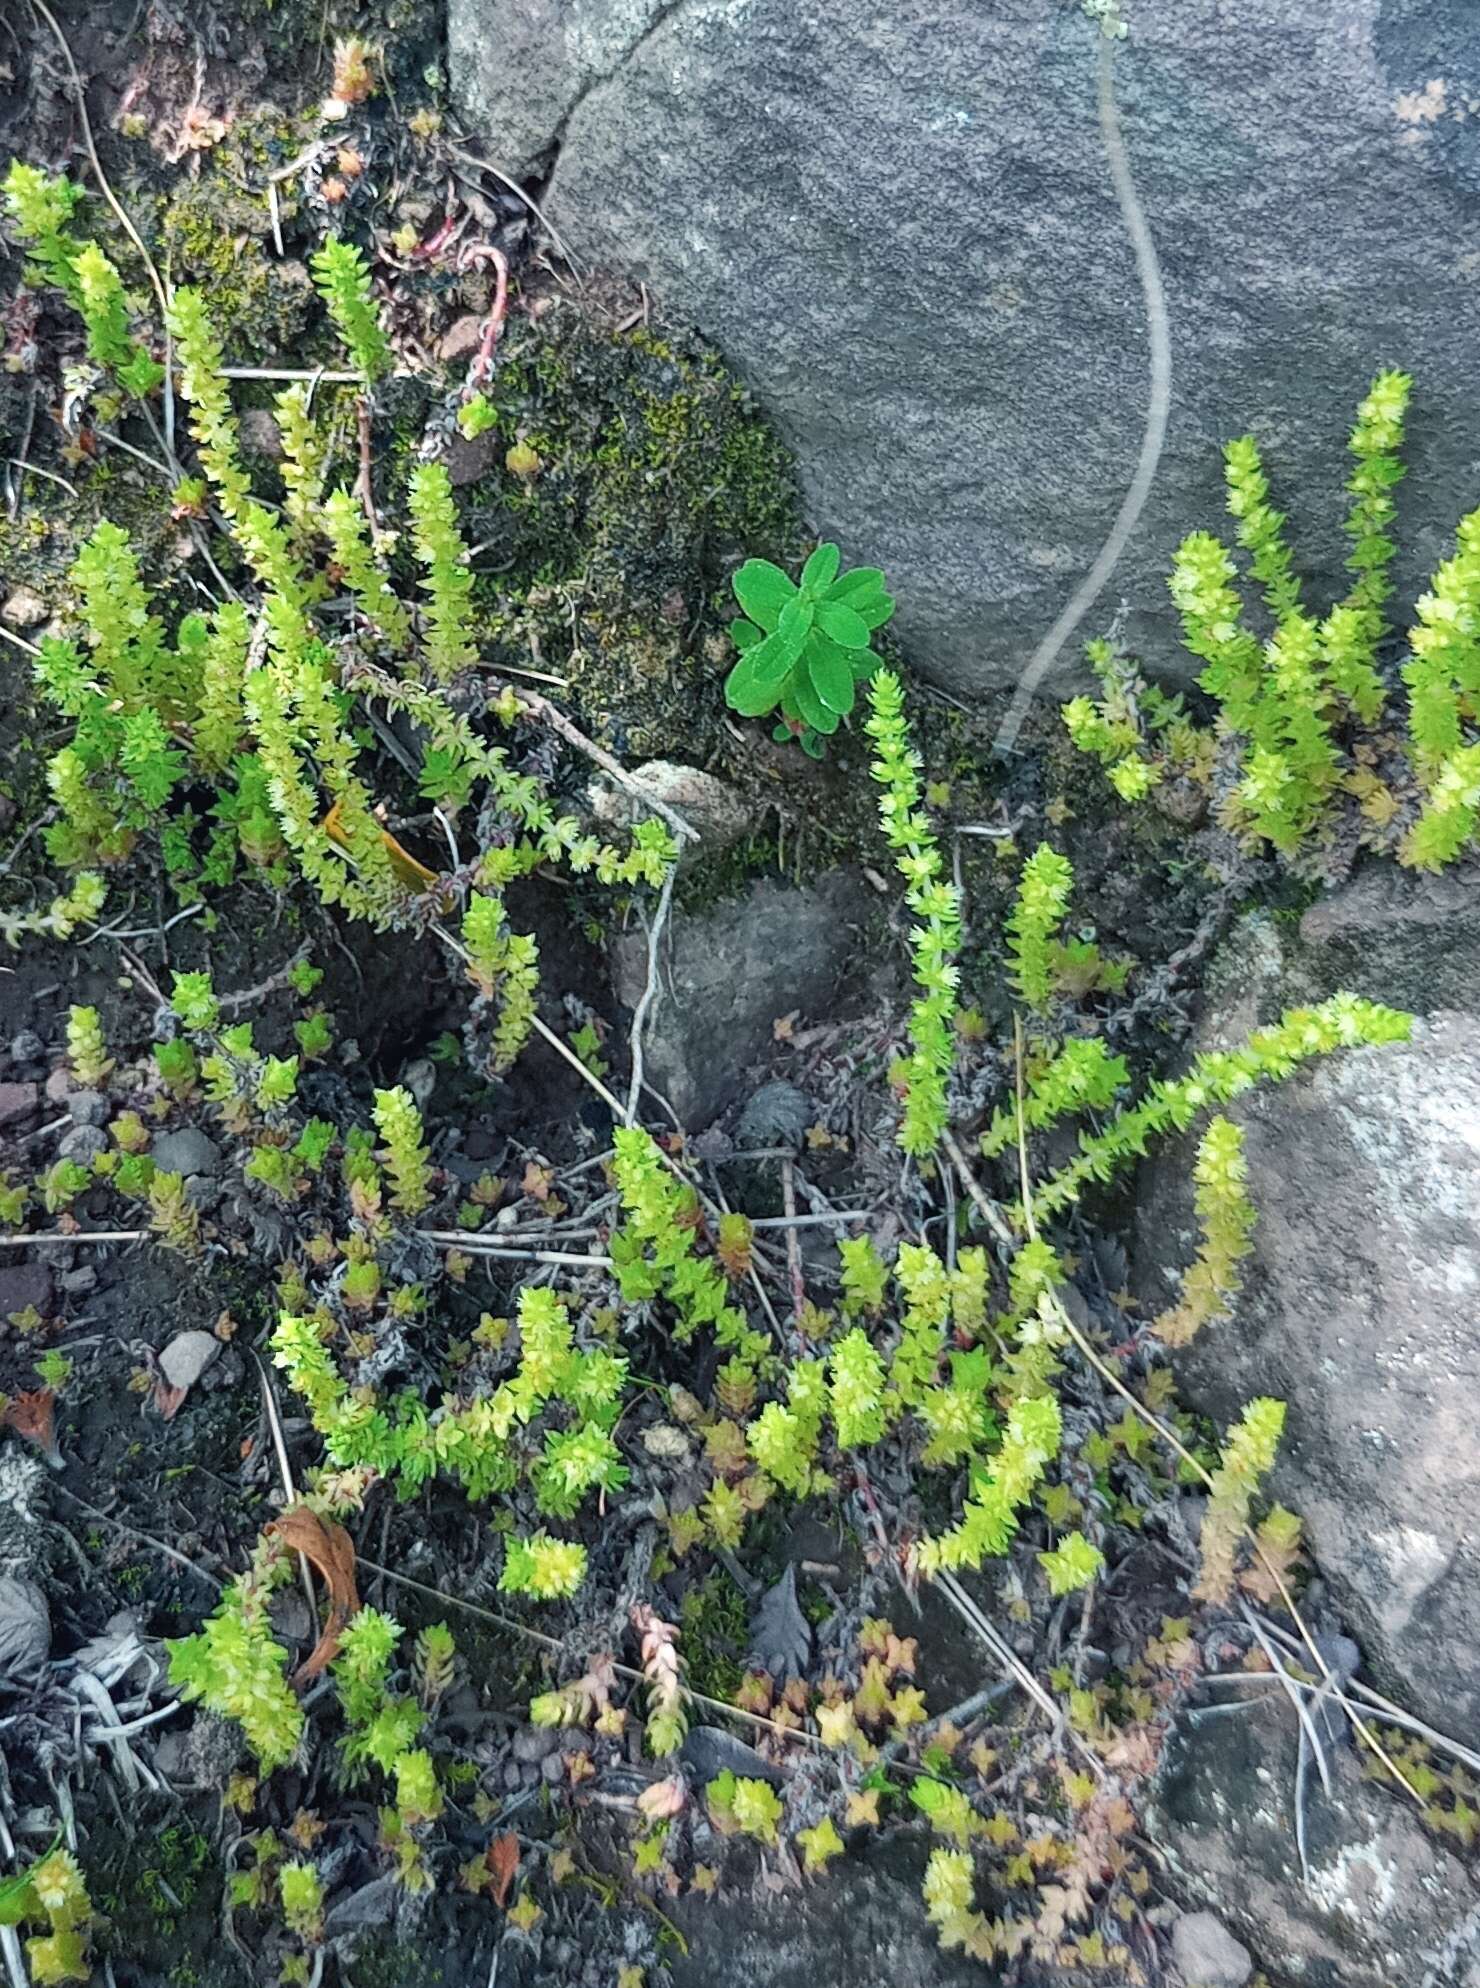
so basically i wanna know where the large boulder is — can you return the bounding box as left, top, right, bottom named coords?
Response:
left=1135, top=884, right=1480, bottom=1736
left=1149, top=1696, right=1480, bottom=1988
left=451, top=0, right=1480, bottom=696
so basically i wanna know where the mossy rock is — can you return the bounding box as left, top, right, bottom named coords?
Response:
left=455, top=306, right=804, bottom=764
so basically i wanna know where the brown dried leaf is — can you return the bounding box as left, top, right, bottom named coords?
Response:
left=486, top=1831, right=519, bottom=1908
left=3, top=1389, right=59, bottom=1462
left=265, top=1504, right=360, bottom=1681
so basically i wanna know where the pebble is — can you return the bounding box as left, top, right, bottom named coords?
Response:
left=150, top=1128, right=223, bottom=1179
left=238, top=408, right=285, bottom=459
left=44, top=1067, right=73, bottom=1103
left=1171, top=1910, right=1254, bottom=1988
left=66, top=1090, right=108, bottom=1127
left=0, top=1263, right=54, bottom=1319
left=9, top=1032, right=42, bottom=1064
left=0, top=1081, right=38, bottom=1132
left=540, top=1752, right=565, bottom=1785
left=60, top=1267, right=97, bottom=1297
left=57, top=1123, right=107, bottom=1165
left=512, top=1723, right=560, bottom=1763
left=2, top=586, right=47, bottom=629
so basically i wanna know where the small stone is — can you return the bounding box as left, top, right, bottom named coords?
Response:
left=9, top=1031, right=42, bottom=1065
left=57, top=1123, right=107, bottom=1165
left=238, top=408, right=284, bottom=459
left=2, top=586, right=47, bottom=630
left=401, top=1058, right=436, bottom=1108
left=512, top=1724, right=560, bottom=1763
left=0, top=1263, right=53, bottom=1320
left=589, top=760, right=755, bottom=857
left=438, top=312, right=485, bottom=361
left=1171, top=1911, right=1254, bottom=1988
left=158, top=1330, right=221, bottom=1393
left=540, top=1751, right=565, bottom=1785
left=66, top=1089, right=108, bottom=1127
left=60, top=1267, right=97, bottom=1297
left=150, top=1128, right=223, bottom=1179
left=44, top=1067, right=74, bottom=1103
left=184, top=1177, right=221, bottom=1213
left=0, top=1081, right=38, bottom=1131
left=736, top=1079, right=812, bottom=1153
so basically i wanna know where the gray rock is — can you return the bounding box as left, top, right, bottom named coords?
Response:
left=1297, top=864, right=1480, bottom=1016
left=2, top=586, right=47, bottom=630
left=1135, top=1002, right=1480, bottom=1734
left=150, top=1128, right=223, bottom=1179
left=56, top=1123, right=106, bottom=1165
left=0, top=1263, right=53, bottom=1321
left=666, top=1837, right=984, bottom=1988
left=158, top=1330, right=221, bottom=1394
left=65, top=1089, right=108, bottom=1127
left=59, top=1267, right=97, bottom=1297
left=1149, top=1696, right=1478, bottom=1988
left=512, top=1722, right=561, bottom=1763
left=0, top=1081, right=38, bottom=1131
left=613, top=869, right=877, bottom=1126
left=452, top=0, right=1480, bottom=698
left=1171, top=1910, right=1253, bottom=1988
left=9, top=1032, right=42, bottom=1064
left=735, top=1080, right=812, bottom=1154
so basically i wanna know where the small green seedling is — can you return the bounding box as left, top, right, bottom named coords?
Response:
left=724, top=544, right=894, bottom=757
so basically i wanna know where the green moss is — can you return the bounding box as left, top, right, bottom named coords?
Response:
left=679, top=1567, right=749, bottom=1701
left=93, top=1813, right=228, bottom=1978
left=454, top=305, right=803, bottom=764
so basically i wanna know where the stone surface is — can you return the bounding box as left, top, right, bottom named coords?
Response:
left=1136, top=893, right=1480, bottom=1731
left=56, top=1122, right=106, bottom=1165
left=452, top=0, right=1480, bottom=697
left=1150, top=1697, right=1480, bottom=1988
left=667, top=1838, right=985, bottom=1988
left=1171, top=1910, right=1254, bottom=1988
left=150, top=1128, right=223, bottom=1179
left=0, top=1264, right=53, bottom=1320
left=1297, top=864, right=1480, bottom=1015
left=65, top=1089, right=108, bottom=1127
left=0, top=1081, right=38, bottom=1132
left=612, top=869, right=878, bottom=1125
left=1, top=586, right=46, bottom=629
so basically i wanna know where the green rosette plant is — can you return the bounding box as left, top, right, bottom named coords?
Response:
left=723, top=543, right=895, bottom=756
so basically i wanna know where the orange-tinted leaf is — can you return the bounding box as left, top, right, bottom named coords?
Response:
left=322, top=799, right=438, bottom=890
left=265, top=1503, right=360, bottom=1681
left=486, top=1831, right=519, bottom=1908
left=3, top=1389, right=60, bottom=1463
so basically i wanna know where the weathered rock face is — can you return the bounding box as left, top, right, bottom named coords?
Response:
left=451, top=0, right=1480, bottom=696
left=612, top=869, right=879, bottom=1126
left=1135, top=886, right=1480, bottom=1735
left=1149, top=1697, right=1480, bottom=1988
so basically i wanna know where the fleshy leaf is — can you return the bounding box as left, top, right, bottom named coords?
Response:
left=778, top=595, right=815, bottom=639
left=725, top=624, right=803, bottom=716
left=801, top=543, right=841, bottom=593
left=732, top=559, right=797, bottom=633
left=792, top=664, right=841, bottom=735
left=826, top=567, right=887, bottom=605
left=815, top=600, right=872, bottom=649
left=806, top=633, right=857, bottom=716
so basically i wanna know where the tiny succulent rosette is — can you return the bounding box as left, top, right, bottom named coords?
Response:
left=724, top=544, right=895, bottom=756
